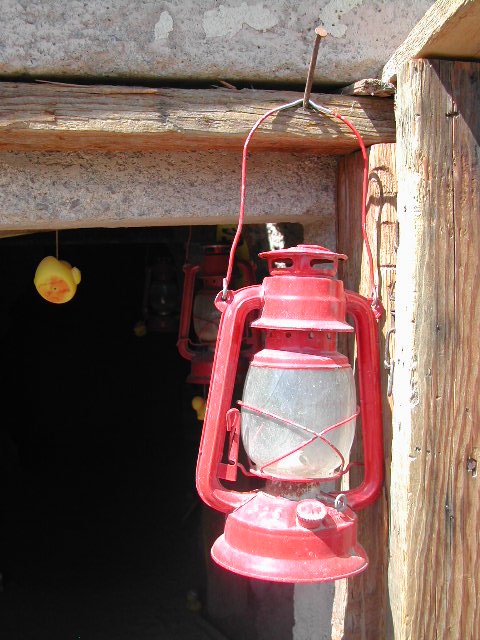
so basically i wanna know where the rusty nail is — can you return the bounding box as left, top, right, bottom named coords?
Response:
left=303, top=27, right=327, bottom=110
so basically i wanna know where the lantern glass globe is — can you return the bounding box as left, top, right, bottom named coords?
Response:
left=241, top=364, right=356, bottom=479
left=193, top=290, right=221, bottom=343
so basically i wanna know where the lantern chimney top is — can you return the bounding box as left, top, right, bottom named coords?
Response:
left=259, top=244, right=346, bottom=278
left=250, top=244, right=352, bottom=333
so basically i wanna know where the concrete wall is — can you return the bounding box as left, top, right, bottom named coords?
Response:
left=0, top=151, right=336, bottom=234
left=0, top=0, right=432, bottom=85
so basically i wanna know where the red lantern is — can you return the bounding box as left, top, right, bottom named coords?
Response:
left=177, top=244, right=256, bottom=385
left=196, top=244, right=383, bottom=582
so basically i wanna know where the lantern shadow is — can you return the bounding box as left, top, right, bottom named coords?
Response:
left=337, top=146, right=397, bottom=638
left=202, top=505, right=295, bottom=640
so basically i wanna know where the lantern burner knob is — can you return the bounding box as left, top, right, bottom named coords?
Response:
left=296, top=499, right=328, bottom=530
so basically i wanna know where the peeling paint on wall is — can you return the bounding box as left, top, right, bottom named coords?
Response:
left=154, top=11, right=174, bottom=40
left=202, top=2, right=278, bottom=38
left=320, top=0, right=365, bottom=38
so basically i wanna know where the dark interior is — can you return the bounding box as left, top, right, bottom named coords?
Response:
left=0, top=228, right=217, bottom=639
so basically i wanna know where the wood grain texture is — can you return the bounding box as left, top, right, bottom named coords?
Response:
left=449, top=61, right=480, bottom=639
left=341, top=79, right=395, bottom=98
left=336, top=143, right=397, bottom=639
left=391, top=59, right=480, bottom=640
left=0, top=82, right=395, bottom=154
left=383, top=0, right=480, bottom=82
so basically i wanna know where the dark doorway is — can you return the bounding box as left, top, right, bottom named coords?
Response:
left=0, top=228, right=215, bottom=639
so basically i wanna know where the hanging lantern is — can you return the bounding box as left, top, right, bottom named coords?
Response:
left=140, top=253, right=179, bottom=334
left=177, top=244, right=256, bottom=385
left=194, top=28, right=386, bottom=582
left=196, top=245, right=383, bottom=582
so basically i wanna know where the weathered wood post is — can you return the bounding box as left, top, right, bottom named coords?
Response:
left=390, top=59, right=480, bottom=640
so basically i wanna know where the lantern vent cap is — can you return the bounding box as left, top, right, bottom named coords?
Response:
left=259, top=244, right=347, bottom=278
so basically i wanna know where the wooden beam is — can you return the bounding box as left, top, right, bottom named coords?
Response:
left=383, top=0, right=480, bottom=82
left=391, top=59, right=480, bottom=640
left=0, top=82, right=395, bottom=155
left=336, top=143, right=396, bottom=640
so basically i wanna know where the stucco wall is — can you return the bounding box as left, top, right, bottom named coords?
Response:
left=0, top=151, right=336, bottom=235
left=0, top=0, right=432, bottom=84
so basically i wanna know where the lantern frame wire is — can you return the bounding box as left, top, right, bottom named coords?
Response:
left=237, top=401, right=361, bottom=482
left=191, top=313, right=222, bottom=346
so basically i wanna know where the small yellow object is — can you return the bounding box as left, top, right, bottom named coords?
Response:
left=192, top=396, right=206, bottom=422
left=34, top=256, right=82, bottom=304
left=186, top=590, right=202, bottom=613
left=133, top=320, right=147, bottom=338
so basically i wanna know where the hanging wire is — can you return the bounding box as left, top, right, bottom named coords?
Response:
left=222, top=98, right=382, bottom=316
left=184, top=225, right=192, bottom=264
left=222, top=98, right=303, bottom=299
left=309, top=100, right=381, bottom=315
left=55, top=230, right=59, bottom=260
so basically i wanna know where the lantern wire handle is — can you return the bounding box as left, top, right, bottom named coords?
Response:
left=222, top=98, right=303, bottom=300
left=222, top=29, right=383, bottom=318
left=309, top=100, right=383, bottom=318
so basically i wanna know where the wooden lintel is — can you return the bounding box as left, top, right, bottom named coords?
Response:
left=0, top=82, right=395, bottom=155
left=382, top=0, right=480, bottom=82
